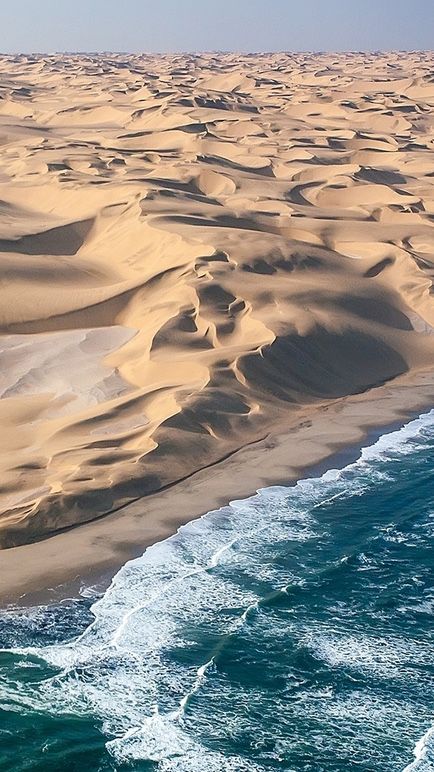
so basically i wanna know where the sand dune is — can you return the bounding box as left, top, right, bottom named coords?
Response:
left=0, top=51, right=434, bottom=548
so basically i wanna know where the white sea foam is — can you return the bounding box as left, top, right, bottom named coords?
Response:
left=106, top=710, right=263, bottom=771
left=304, top=629, right=432, bottom=680
left=403, top=725, right=434, bottom=771
left=1, top=408, right=434, bottom=769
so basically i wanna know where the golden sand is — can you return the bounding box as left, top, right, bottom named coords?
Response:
left=0, top=51, right=434, bottom=562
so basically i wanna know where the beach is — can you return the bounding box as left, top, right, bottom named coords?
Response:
left=1, top=51, right=434, bottom=601
left=2, top=387, right=434, bottom=771
left=0, top=368, right=434, bottom=604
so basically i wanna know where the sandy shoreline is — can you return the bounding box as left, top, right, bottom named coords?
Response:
left=1, top=52, right=434, bottom=606
left=2, top=51, right=434, bottom=554
left=1, top=367, right=434, bottom=607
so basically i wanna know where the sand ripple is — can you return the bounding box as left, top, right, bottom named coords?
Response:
left=0, top=51, right=434, bottom=545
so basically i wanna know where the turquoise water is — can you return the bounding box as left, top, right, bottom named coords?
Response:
left=1, top=412, right=434, bottom=771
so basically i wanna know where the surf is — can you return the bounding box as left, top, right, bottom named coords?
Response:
left=2, top=410, right=434, bottom=770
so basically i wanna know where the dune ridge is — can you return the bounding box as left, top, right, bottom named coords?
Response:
left=0, top=51, right=434, bottom=547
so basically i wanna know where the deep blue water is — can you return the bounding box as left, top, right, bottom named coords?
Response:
left=1, top=411, right=434, bottom=771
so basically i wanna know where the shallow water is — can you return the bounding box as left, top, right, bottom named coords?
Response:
left=1, top=411, right=434, bottom=771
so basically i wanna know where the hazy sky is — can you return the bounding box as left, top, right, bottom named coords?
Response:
left=2, top=0, right=433, bottom=54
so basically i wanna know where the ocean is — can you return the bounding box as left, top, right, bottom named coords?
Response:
left=1, top=410, right=434, bottom=771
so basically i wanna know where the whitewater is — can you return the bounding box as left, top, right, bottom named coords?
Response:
left=1, top=411, right=434, bottom=771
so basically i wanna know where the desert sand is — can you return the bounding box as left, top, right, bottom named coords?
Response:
left=1, top=51, right=434, bottom=587
left=1, top=368, right=434, bottom=604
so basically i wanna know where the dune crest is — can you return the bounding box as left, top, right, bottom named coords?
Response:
left=0, top=51, right=434, bottom=546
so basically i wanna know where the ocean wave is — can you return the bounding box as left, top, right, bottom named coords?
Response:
left=403, top=725, right=434, bottom=771
left=2, top=409, right=434, bottom=769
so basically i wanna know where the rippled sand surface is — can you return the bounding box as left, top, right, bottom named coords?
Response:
left=1, top=51, right=434, bottom=546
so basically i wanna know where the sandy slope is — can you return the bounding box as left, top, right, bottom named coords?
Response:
left=0, top=51, right=434, bottom=548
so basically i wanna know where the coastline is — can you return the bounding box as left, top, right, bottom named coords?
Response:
left=1, top=367, right=434, bottom=607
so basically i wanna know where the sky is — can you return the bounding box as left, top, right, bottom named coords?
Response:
left=2, top=0, right=433, bottom=54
